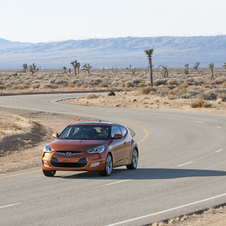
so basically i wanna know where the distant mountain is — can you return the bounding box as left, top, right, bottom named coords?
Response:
left=0, top=36, right=225, bottom=69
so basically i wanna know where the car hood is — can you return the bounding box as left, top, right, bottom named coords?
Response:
left=49, top=139, right=109, bottom=152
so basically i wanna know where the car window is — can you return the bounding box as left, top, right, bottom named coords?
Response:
left=58, top=125, right=110, bottom=140
left=111, top=126, right=122, bottom=137
left=120, top=126, right=127, bottom=137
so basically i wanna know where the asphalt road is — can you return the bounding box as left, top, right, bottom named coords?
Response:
left=0, top=93, right=226, bottom=226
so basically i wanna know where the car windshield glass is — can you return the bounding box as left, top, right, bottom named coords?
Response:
left=58, top=125, right=110, bottom=140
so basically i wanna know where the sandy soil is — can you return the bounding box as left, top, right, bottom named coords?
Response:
left=1, top=68, right=226, bottom=225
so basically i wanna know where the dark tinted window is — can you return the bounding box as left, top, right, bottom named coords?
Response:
left=59, top=125, right=110, bottom=140
left=120, top=126, right=127, bottom=137
left=111, top=126, right=122, bottom=137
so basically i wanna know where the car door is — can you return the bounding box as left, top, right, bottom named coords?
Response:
left=120, top=126, right=131, bottom=163
left=110, top=125, right=127, bottom=166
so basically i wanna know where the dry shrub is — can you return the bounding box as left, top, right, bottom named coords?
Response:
left=168, top=95, right=176, bottom=100
left=55, top=79, right=68, bottom=86
left=220, top=81, right=226, bottom=88
left=31, top=83, right=40, bottom=89
left=0, top=85, right=6, bottom=90
left=39, top=83, right=57, bottom=89
left=179, top=82, right=189, bottom=88
left=168, top=87, right=182, bottom=96
left=133, top=78, right=142, bottom=85
left=140, top=86, right=156, bottom=94
left=202, top=102, right=212, bottom=108
left=125, top=81, right=134, bottom=88
left=91, top=79, right=103, bottom=85
left=219, top=94, right=226, bottom=102
left=190, top=100, right=204, bottom=108
left=86, top=93, right=99, bottom=99
left=97, top=82, right=108, bottom=87
left=167, top=79, right=179, bottom=86
left=202, top=90, right=218, bottom=100
left=154, top=79, right=167, bottom=86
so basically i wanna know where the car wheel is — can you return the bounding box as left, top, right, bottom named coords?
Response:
left=99, top=153, right=113, bottom=176
left=126, top=149, right=138, bottom=170
left=43, top=170, right=56, bottom=177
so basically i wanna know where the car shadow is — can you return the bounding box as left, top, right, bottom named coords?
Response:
left=59, top=168, right=226, bottom=180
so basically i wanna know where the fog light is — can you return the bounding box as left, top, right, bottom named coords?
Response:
left=90, top=162, right=101, bottom=168
left=43, top=161, right=49, bottom=167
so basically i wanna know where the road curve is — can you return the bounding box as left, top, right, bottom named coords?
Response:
left=0, top=93, right=226, bottom=226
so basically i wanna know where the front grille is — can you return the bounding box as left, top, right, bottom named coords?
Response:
left=50, top=157, right=87, bottom=168
left=55, top=151, right=83, bottom=155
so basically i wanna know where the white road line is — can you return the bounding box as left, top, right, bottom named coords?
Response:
left=102, top=179, right=131, bottom=186
left=196, top=121, right=203, bottom=123
left=106, top=193, right=226, bottom=226
left=177, top=161, right=193, bottom=167
left=216, top=126, right=221, bottom=128
left=0, top=203, right=21, bottom=209
left=215, top=149, right=223, bottom=153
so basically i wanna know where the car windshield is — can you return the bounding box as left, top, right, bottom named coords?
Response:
left=58, top=125, right=110, bottom=140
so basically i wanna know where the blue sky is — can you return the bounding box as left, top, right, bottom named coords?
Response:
left=1, top=0, right=226, bottom=43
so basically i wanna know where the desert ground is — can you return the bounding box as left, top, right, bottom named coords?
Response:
left=0, top=68, right=226, bottom=225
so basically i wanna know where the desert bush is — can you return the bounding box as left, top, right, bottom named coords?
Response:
left=220, top=81, right=226, bottom=88
left=31, top=83, right=40, bottom=89
left=168, top=95, right=176, bottom=100
left=54, top=79, right=68, bottom=86
left=97, top=82, right=108, bottom=87
left=140, top=86, right=156, bottom=94
left=190, top=100, right=204, bottom=108
left=86, top=93, right=99, bottom=99
left=180, top=92, right=197, bottom=99
left=50, top=79, right=55, bottom=84
left=125, top=81, right=134, bottom=87
left=202, top=90, right=218, bottom=100
left=133, top=78, right=142, bottom=85
left=167, top=79, right=179, bottom=86
left=179, top=83, right=189, bottom=88
left=168, top=87, right=182, bottom=95
left=0, top=85, right=6, bottom=90
left=202, top=102, right=212, bottom=108
left=91, top=79, right=103, bottom=85
left=154, top=79, right=167, bottom=86
left=69, top=79, right=79, bottom=84
left=39, top=84, right=57, bottom=89
left=186, top=78, right=194, bottom=85
left=219, top=94, right=226, bottom=102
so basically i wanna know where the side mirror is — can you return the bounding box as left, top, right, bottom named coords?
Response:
left=113, top=134, right=122, bottom=139
left=52, top=133, right=58, bottom=138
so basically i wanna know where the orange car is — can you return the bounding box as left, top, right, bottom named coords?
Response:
left=42, top=122, right=138, bottom=177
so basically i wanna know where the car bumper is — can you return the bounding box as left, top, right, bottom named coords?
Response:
left=41, top=152, right=106, bottom=171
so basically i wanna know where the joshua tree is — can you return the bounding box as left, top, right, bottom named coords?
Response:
left=82, top=63, right=92, bottom=74
left=63, top=66, right=67, bottom=74
left=70, top=60, right=78, bottom=74
left=209, top=63, right=214, bottom=78
left=69, top=68, right=71, bottom=73
left=184, top=64, right=189, bottom=75
left=144, top=48, right=154, bottom=86
left=158, top=65, right=168, bottom=78
left=222, top=62, right=226, bottom=69
left=193, top=62, right=200, bottom=70
left=76, top=62, right=80, bottom=74
left=22, top=63, right=28, bottom=71
left=29, top=63, right=39, bottom=75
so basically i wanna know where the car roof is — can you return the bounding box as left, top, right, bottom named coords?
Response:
left=68, top=122, right=124, bottom=127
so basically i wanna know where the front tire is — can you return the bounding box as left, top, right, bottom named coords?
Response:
left=99, top=153, right=113, bottom=176
left=43, top=170, right=56, bottom=177
left=126, top=149, right=138, bottom=170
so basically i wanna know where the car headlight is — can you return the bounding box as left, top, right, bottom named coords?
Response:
left=86, top=145, right=106, bottom=154
left=43, top=145, right=55, bottom=153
